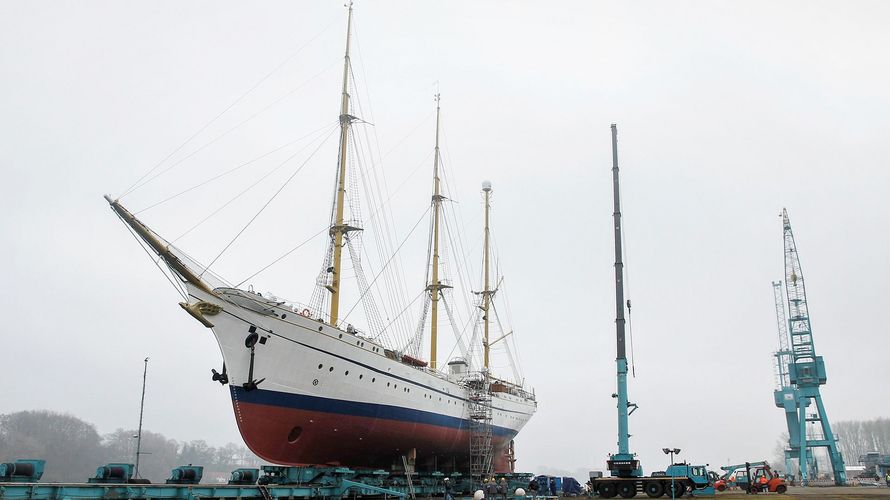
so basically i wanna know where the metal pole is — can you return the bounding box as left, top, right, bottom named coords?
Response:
left=134, top=357, right=149, bottom=478
left=670, top=450, right=675, bottom=500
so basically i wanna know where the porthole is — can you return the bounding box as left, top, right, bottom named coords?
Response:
left=372, top=378, right=376, bottom=382
left=318, top=326, right=323, bottom=332
left=359, top=374, right=363, bottom=380
left=329, top=367, right=334, bottom=372
left=281, top=313, right=287, bottom=319
left=345, top=371, right=349, bottom=376
left=318, top=364, right=323, bottom=369
left=287, top=426, right=303, bottom=443
left=339, top=334, right=343, bottom=339
left=394, top=384, right=398, bottom=389
left=387, top=382, right=391, bottom=387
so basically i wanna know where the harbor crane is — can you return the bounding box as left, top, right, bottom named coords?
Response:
left=775, top=209, right=846, bottom=485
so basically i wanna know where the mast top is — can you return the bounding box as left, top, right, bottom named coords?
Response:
left=482, top=180, right=492, bottom=192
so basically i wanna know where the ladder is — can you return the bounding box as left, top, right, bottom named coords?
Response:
left=257, top=484, right=273, bottom=500
left=468, top=371, right=493, bottom=485
left=401, top=455, right=416, bottom=499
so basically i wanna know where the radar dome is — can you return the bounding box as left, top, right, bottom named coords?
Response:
left=482, top=180, right=492, bottom=191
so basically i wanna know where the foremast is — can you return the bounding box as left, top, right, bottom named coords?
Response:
left=327, top=3, right=357, bottom=327
left=428, top=94, right=449, bottom=370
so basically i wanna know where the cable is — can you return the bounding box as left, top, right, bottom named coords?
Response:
left=199, top=126, right=337, bottom=276
left=341, top=205, right=431, bottom=323
left=172, top=124, right=337, bottom=243
left=235, top=226, right=331, bottom=288
left=119, top=16, right=339, bottom=199
left=135, top=122, right=336, bottom=214
left=125, top=59, right=340, bottom=196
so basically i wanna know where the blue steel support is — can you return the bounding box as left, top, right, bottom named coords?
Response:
left=797, top=397, right=809, bottom=485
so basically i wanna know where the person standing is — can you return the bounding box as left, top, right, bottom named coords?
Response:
left=528, top=477, right=539, bottom=499
left=444, top=478, right=454, bottom=500
left=486, top=477, right=499, bottom=499
left=885, top=470, right=889, bottom=487
left=499, top=477, right=508, bottom=500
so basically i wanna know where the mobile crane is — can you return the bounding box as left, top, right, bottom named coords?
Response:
left=590, top=125, right=713, bottom=498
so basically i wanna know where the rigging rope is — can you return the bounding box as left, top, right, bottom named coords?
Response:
left=135, top=122, right=336, bottom=214
left=199, top=126, right=338, bottom=277
left=341, top=205, right=431, bottom=325
left=235, top=225, right=331, bottom=288
left=119, top=16, right=339, bottom=199
left=119, top=214, right=188, bottom=301
left=172, top=124, right=338, bottom=243
left=125, top=60, right=340, bottom=196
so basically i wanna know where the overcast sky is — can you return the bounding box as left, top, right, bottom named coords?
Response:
left=2, top=1, right=889, bottom=477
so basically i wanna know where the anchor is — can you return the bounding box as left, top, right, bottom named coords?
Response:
left=211, top=362, right=228, bottom=385
left=243, top=327, right=265, bottom=392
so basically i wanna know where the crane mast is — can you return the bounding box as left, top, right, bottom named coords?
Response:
left=607, top=123, right=640, bottom=477
left=780, top=209, right=846, bottom=486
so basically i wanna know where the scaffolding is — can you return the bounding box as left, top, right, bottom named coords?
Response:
left=468, top=371, right=493, bottom=484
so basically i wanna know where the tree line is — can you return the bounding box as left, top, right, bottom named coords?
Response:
left=0, top=410, right=261, bottom=482
left=834, top=417, right=890, bottom=463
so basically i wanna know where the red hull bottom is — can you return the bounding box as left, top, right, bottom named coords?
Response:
left=233, top=399, right=516, bottom=472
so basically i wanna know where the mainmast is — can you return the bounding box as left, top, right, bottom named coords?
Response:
left=482, top=180, right=492, bottom=370
left=328, top=3, right=356, bottom=326
left=428, top=95, right=446, bottom=370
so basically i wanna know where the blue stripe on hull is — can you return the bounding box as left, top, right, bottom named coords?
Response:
left=232, top=386, right=517, bottom=438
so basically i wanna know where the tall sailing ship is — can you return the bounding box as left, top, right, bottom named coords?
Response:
left=106, top=5, right=535, bottom=473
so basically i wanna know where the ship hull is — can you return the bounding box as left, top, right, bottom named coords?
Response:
left=232, top=387, right=517, bottom=471
left=188, top=285, right=535, bottom=472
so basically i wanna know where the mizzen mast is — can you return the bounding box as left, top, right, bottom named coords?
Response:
left=327, top=2, right=356, bottom=327
left=481, top=180, right=493, bottom=370
left=428, top=94, right=447, bottom=370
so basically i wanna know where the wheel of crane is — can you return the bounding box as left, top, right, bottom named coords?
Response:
left=643, top=481, right=664, bottom=498
left=599, top=482, right=618, bottom=498
left=667, top=482, right=685, bottom=498
left=618, top=482, right=637, bottom=498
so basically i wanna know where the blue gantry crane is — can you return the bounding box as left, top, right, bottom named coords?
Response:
left=775, top=209, right=846, bottom=486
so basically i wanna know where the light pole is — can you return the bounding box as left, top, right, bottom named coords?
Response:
left=663, top=448, right=681, bottom=499
left=134, top=357, right=149, bottom=478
